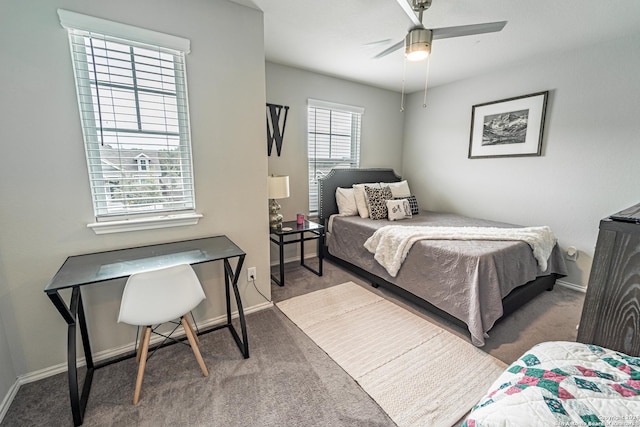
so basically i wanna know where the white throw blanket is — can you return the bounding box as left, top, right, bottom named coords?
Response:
left=364, top=225, right=557, bottom=277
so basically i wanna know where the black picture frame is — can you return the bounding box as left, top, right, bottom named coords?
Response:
left=468, top=91, right=549, bottom=159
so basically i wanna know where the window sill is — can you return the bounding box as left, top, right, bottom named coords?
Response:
left=87, top=213, right=203, bottom=235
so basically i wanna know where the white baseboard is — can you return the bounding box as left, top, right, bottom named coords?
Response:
left=556, top=279, right=586, bottom=293
left=0, top=379, right=20, bottom=424
left=0, top=301, right=272, bottom=423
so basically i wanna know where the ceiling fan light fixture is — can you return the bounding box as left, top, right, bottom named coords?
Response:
left=405, top=28, right=432, bottom=61
left=406, top=49, right=429, bottom=62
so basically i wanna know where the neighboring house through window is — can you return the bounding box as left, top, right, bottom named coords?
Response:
left=58, top=10, right=199, bottom=232
left=307, top=99, right=363, bottom=214
left=135, top=154, right=150, bottom=172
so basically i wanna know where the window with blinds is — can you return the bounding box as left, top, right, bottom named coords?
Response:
left=64, top=24, right=195, bottom=220
left=307, top=99, right=363, bottom=213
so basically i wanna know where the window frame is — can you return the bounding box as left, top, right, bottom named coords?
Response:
left=307, top=99, right=364, bottom=215
left=58, top=9, right=201, bottom=234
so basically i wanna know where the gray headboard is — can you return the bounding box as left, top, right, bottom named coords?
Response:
left=317, top=168, right=401, bottom=224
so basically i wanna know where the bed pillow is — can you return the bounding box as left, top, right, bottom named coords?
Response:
left=394, top=195, right=420, bottom=215
left=335, top=187, right=358, bottom=216
left=386, top=199, right=412, bottom=221
left=382, top=180, right=411, bottom=198
left=365, top=186, right=393, bottom=220
left=353, top=183, right=381, bottom=218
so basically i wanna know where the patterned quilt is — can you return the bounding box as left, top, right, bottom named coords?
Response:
left=463, top=341, right=640, bottom=427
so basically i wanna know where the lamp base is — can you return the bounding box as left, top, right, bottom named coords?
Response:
left=269, top=199, right=283, bottom=229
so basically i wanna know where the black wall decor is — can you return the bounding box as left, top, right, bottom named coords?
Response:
left=266, top=103, right=289, bottom=156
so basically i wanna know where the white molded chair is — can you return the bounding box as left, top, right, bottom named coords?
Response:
left=118, top=263, right=209, bottom=405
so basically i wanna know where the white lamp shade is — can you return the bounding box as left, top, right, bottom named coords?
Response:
left=268, top=175, right=290, bottom=199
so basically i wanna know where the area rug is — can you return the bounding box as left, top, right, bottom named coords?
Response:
left=276, top=282, right=507, bottom=427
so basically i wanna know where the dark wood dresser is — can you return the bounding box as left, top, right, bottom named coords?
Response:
left=577, top=203, right=640, bottom=356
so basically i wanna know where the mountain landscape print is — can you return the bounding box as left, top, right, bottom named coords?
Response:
left=481, top=109, right=529, bottom=146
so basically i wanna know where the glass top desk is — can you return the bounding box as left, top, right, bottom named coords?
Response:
left=45, top=235, right=248, bottom=426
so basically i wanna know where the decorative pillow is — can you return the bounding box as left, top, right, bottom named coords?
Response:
left=386, top=199, right=412, bottom=221
left=353, top=183, right=381, bottom=218
left=335, top=187, right=358, bottom=216
left=365, top=186, right=393, bottom=220
left=382, top=180, right=411, bottom=198
left=395, top=195, right=419, bottom=215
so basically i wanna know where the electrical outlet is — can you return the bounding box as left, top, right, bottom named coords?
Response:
left=247, top=267, right=256, bottom=282
left=566, top=246, right=578, bottom=262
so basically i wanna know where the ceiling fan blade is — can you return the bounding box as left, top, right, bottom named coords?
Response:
left=374, top=39, right=404, bottom=59
left=364, top=38, right=393, bottom=47
left=393, top=0, right=422, bottom=27
left=432, top=21, right=507, bottom=40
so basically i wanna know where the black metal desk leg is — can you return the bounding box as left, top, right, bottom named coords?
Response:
left=47, top=290, right=83, bottom=426
left=224, top=262, right=232, bottom=326
left=318, top=231, right=324, bottom=276
left=77, top=291, right=94, bottom=371
left=231, top=256, right=248, bottom=358
left=76, top=290, right=94, bottom=421
left=223, top=256, right=249, bottom=358
left=64, top=288, right=83, bottom=426
left=47, top=288, right=95, bottom=426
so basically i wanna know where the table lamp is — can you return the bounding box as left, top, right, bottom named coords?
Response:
left=268, top=175, right=290, bottom=229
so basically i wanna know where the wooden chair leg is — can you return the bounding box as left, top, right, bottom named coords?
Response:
left=181, top=316, right=208, bottom=377
left=183, top=315, right=199, bottom=344
left=136, top=326, right=143, bottom=363
left=133, top=326, right=152, bottom=405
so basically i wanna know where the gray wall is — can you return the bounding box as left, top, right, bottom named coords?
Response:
left=0, top=0, right=269, bottom=402
left=402, top=33, right=640, bottom=289
left=265, top=62, right=404, bottom=262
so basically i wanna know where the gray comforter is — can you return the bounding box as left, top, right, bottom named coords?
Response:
left=327, top=211, right=568, bottom=346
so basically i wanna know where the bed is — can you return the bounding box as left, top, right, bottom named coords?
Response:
left=317, top=168, right=568, bottom=347
left=462, top=341, right=640, bottom=426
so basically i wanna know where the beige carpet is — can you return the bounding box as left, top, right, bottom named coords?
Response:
left=277, top=282, right=508, bottom=427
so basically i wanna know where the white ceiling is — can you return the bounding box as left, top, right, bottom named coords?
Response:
left=230, top=0, right=640, bottom=93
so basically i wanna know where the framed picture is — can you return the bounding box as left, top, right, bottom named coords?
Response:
left=468, top=91, right=549, bottom=159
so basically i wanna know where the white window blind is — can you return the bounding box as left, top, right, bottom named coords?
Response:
left=307, top=99, right=363, bottom=213
left=61, top=11, right=195, bottom=220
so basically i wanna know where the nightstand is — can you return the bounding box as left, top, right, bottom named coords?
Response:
left=270, top=219, right=324, bottom=286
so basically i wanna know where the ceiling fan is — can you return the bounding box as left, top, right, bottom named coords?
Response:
left=377, top=0, right=507, bottom=109
left=375, top=0, right=507, bottom=61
